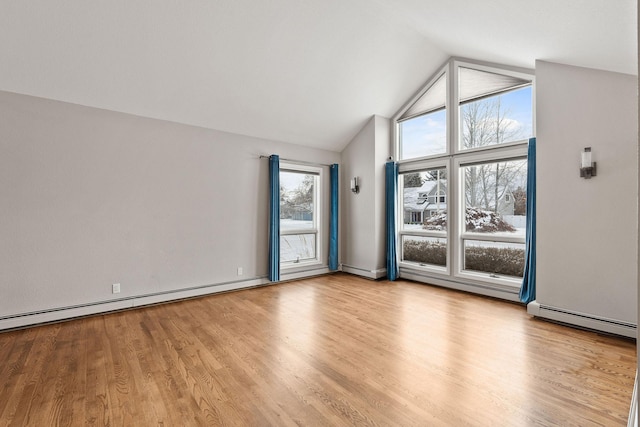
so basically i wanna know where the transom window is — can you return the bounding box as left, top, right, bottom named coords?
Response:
left=398, top=72, right=447, bottom=160
left=395, top=59, right=534, bottom=289
left=459, top=67, right=533, bottom=151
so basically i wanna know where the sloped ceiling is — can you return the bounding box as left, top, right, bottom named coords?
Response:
left=0, top=0, right=635, bottom=152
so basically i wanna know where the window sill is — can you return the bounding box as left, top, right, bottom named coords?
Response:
left=399, top=261, right=448, bottom=275
left=399, top=263, right=522, bottom=291
left=455, top=270, right=522, bottom=289
left=281, top=259, right=322, bottom=271
left=399, top=266, right=522, bottom=302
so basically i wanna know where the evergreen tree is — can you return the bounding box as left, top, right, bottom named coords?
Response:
left=403, top=172, right=423, bottom=187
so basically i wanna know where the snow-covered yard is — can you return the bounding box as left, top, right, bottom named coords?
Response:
left=404, top=214, right=526, bottom=240
left=280, top=219, right=315, bottom=262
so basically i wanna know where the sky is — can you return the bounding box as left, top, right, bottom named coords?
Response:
left=400, top=86, right=533, bottom=160
left=280, top=171, right=306, bottom=192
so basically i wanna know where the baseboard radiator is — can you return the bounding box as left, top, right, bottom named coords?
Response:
left=629, top=370, right=638, bottom=427
left=527, top=301, right=637, bottom=338
left=0, top=266, right=333, bottom=332
left=341, top=264, right=387, bottom=280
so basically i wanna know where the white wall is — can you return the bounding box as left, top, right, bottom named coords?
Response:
left=374, top=116, right=391, bottom=270
left=340, top=115, right=390, bottom=278
left=0, top=91, right=340, bottom=326
left=637, top=5, right=640, bottom=419
left=535, top=61, right=637, bottom=328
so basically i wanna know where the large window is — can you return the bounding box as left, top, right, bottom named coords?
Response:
left=395, top=59, right=533, bottom=289
left=279, top=164, right=321, bottom=266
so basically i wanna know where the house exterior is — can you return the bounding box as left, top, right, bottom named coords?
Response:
left=403, top=180, right=447, bottom=225
left=403, top=179, right=515, bottom=225
left=497, top=192, right=515, bottom=216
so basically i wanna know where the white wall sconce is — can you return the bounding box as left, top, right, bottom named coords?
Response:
left=351, top=176, right=359, bottom=193
left=580, top=147, right=597, bottom=179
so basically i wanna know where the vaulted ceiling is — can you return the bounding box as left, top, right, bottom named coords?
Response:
left=0, top=0, right=635, bottom=152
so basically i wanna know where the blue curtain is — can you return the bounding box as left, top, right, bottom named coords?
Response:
left=268, top=155, right=280, bottom=282
left=385, top=161, right=399, bottom=281
left=329, top=164, right=339, bottom=271
left=520, top=138, right=536, bottom=303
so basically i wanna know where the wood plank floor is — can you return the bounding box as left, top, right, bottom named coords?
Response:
left=0, top=273, right=636, bottom=426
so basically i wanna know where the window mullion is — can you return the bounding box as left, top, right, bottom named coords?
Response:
left=449, top=60, right=461, bottom=278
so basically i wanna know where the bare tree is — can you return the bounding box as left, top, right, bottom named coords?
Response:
left=461, top=95, right=526, bottom=213
left=513, top=186, right=527, bottom=216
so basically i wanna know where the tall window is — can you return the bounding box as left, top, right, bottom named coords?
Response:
left=279, top=164, right=321, bottom=266
left=400, top=167, right=448, bottom=270
left=395, top=59, right=534, bottom=288
left=461, top=159, right=527, bottom=278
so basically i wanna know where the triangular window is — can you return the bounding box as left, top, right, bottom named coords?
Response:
left=397, top=72, right=447, bottom=160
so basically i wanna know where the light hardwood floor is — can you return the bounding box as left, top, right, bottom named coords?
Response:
left=0, top=273, right=636, bottom=426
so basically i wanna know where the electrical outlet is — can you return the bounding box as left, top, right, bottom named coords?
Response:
left=237, top=267, right=243, bottom=276
left=112, top=283, right=121, bottom=294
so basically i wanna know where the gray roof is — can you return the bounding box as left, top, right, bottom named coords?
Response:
left=403, top=180, right=447, bottom=212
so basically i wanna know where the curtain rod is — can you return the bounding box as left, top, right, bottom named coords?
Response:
left=259, top=155, right=335, bottom=168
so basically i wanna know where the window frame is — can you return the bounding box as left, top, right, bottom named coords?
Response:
left=398, top=159, right=451, bottom=274
left=396, top=64, right=449, bottom=162
left=279, top=162, right=322, bottom=269
left=393, top=58, right=535, bottom=291
left=453, top=60, right=536, bottom=156
left=454, top=146, right=528, bottom=286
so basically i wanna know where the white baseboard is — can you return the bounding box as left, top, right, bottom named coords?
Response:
left=527, top=301, right=637, bottom=338
left=0, top=276, right=271, bottom=331
left=281, top=266, right=332, bottom=281
left=341, top=264, right=387, bottom=279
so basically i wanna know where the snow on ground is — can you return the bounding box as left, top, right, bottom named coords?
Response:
left=278, top=217, right=527, bottom=261
left=281, top=219, right=313, bottom=231
left=403, top=215, right=526, bottom=249
left=280, top=219, right=315, bottom=262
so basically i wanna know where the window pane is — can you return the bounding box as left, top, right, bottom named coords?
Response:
left=399, top=73, right=446, bottom=120
left=399, top=109, right=447, bottom=160
left=281, top=234, right=316, bottom=263
left=459, top=86, right=532, bottom=150
left=402, top=168, right=447, bottom=231
left=462, top=159, right=526, bottom=238
left=464, top=240, right=525, bottom=278
left=280, top=171, right=315, bottom=230
left=402, top=236, right=447, bottom=267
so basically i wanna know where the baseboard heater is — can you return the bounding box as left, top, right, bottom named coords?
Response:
left=527, top=301, right=637, bottom=338
left=628, top=370, right=637, bottom=427
left=341, top=264, right=387, bottom=279
left=0, top=276, right=275, bottom=331
left=0, top=267, right=338, bottom=332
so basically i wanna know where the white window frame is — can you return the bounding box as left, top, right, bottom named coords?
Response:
left=279, top=162, right=322, bottom=269
left=454, top=59, right=536, bottom=155
left=393, top=58, right=535, bottom=293
left=453, top=145, right=528, bottom=288
left=396, top=64, right=449, bottom=162
left=398, top=159, right=451, bottom=275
